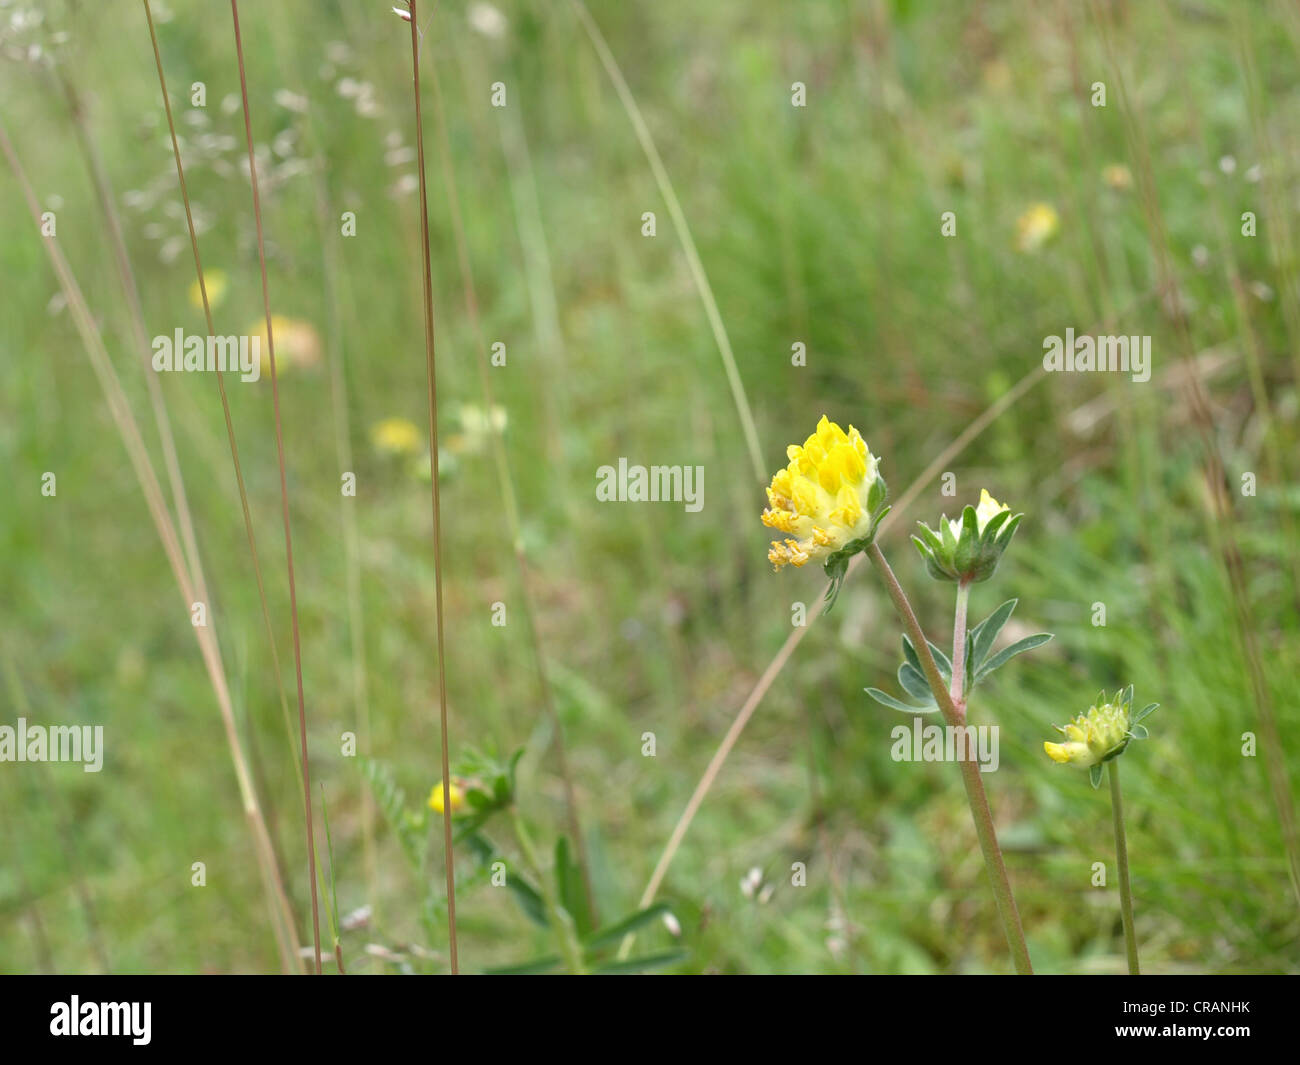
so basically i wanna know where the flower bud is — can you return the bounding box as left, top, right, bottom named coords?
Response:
left=912, top=489, right=1021, bottom=584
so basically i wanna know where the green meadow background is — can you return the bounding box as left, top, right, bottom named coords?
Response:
left=1, top=0, right=1298, bottom=974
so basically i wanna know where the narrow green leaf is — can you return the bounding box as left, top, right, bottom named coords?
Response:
left=318, top=784, right=340, bottom=943
left=1090, top=764, right=1103, bottom=789
left=582, top=901, right=672, bottom=951
left=464, top=832, right=549, bottom=927
left=484, top=954, right=563, bottom=975
left=1134, top=702, right=1160, bottom=723
left=592, top=949, right=688, bottom=974
left=554, top=836, right=592, bottom=936
left=901, top=633, right=922, bottom=674
left=926, top=640, right=953, bottom=683
left=865, top=688, right=940, bottom=714
left=969, top=599, right=1017, bottom=672
left=897, top=662, right=938, bottom=704
left=975, top=633, right=1053, bottom=679
left=357, top=757, right=424, bottom=871
left=1129, top=723, right=1149, bottom=740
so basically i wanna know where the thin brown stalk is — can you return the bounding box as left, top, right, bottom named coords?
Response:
left=230, top=0, right=323, bottom=973
left=0, top=117, right=300, bottom=974
left=143, top=0, right=304, bottom=967
left=406, top=0, right=458, bottom=973
left=425, top=37, right=596, bottom=927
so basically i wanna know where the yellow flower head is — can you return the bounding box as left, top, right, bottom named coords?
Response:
left=948, top=489, right=1010, bottom=540
left=1102, top=164, right=1132, bottom=190
left=189, top=269, right=228, bottom=311
left=248, top=315, right=322, bottom=376
left=428, top=779, right=466, bottom=815
left=763, top=415, right=882, bottom=571
left=1044, top=693, right=1132, bottom=769
left=371, top=417, right=422, bottom=457
left=1015, top=202, right=1059, bottom=253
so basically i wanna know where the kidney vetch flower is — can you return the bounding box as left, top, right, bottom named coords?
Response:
left=1043, top=686, right=1158, bottom=786
left=763, top=415, right=888, bottom=606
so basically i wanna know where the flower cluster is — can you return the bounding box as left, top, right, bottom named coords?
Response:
left=1044, top=687, right=1158, bottom=785
left=762, top=415, right=885, bottom=571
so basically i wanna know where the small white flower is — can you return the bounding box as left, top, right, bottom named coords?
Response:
left=273, top=89, right=309, bottom=114
left=468, top=2, right=507, bottom=39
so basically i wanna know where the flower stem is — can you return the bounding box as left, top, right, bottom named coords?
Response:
left=867, top=543, right=1033, bottom=974
left=510, top=809, right=587, bottom=975
left=951, top=580, right=971, bottom=714
left=1108, top=760, right=1140, bottom=975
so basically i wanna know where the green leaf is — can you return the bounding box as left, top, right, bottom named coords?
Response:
left=901, top=632, right=922, bottom=674
left=865, top=687, right=940, bottom=714
left=1090, top=764, right=1103, bottom=789
left=582, top=901, right=673, bottom=951
left=463, top=833, right=549, bottom=927
left=926, top=640, right=953, bottom=682
left=897, top=662, right=938, bottom=704
left=968, top=598, right=1017, bottom=672
left=902, top=634, right=949, bottom=686
left=592, top=949, right=688, bottom=974
left=975, top=633, right=1053, bottom=680
left=484, top=954, right=563, bottom=975
left=1129, top=723, right=1149, bottom=740
left=358, top=757, right=424, bottom=872
left=317, top=784, right=340, bottom=943
left=554, top=836, right=592, bottom=936
left=1133, top=702, right=1160, bottom=723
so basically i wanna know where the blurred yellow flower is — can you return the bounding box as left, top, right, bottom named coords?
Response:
left=189, top=270, right=228, bottom=311
left=247, top=315, right=321, bottom=376
left=1015, top=203, right=1058, bottom=253
left=1102, top=164, right=1132, bottom=190
left=428, top=779, right=466, bottom=814
left=981, top=60, right=1012, bottom=93
left=763, top=415, right=883, bottom=570
left=371, top=417, right=422, bottom=456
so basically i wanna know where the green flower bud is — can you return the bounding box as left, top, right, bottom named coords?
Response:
left=912, top=489, right=1021, bottom=584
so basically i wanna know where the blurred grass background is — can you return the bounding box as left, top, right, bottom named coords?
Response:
left=1, top=0, right=1298, bottom=973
